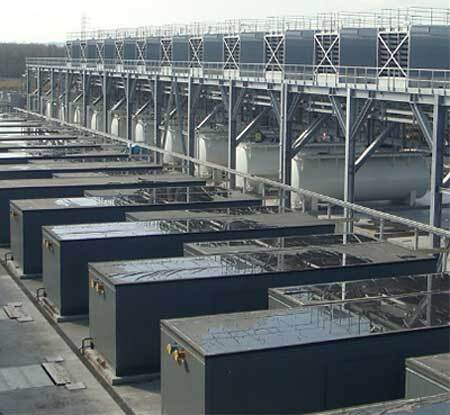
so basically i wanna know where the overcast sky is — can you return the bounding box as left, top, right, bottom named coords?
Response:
left=1, top=0, right=448, bottom=43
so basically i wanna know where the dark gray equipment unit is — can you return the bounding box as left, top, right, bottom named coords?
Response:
left=42, top=212, right=334, bottom=317
left=123, top=38, right=137, bottom=60
left=10, top=186, right=259, bottom=276
left=0, top=150, right=128, bottom=164
left=70, top=40, right=82, bottom=60
left=184, top=234, right=374, bottom=256
left=52, top=172, right=111, bottom=178
left=0, top=161, right=161, bottom=180
left=339, top=28, right=378, bottom=67
left=103, top=39, right=116, bottom=61
left=160, top=292, right=450, bottom=415
left=314, top=394, right=450, bottom=415
left=240, top=32, right=265, bottom=76
left=339, top=28, right=378, bottom=82
left=1, top=174, right=204, bottom=245
left=88, top=242, right=436, bottom=378
left=86, top=40, right=97, bottom=60
left=125, top=206, right=282, bottom=222
left=409, top=25, right=450, bottom=70
left=0, top=161, right=162, bottom=180
left=405, top=353, right=450, bottom=398
left=0, top=143, right=110, bottom=153
left=172, top=36, right=190, bottom=66
left=268, top=273, right=450, bottom=309
left=203, top=34, right=224, bottom=63
left=285, top=30, right=315, bottom=65
left=0, top=135, right=78, bottom=142
left=144, top=37, right=161, bottom=61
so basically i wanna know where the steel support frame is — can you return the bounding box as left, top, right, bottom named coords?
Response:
left=430, top=96, right=446, bottom=249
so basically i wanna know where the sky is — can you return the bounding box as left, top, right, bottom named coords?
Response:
left=0, top=0, right=448, bottom=43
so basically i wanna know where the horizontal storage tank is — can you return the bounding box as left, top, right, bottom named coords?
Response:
left=134, top=118, right=154, bottom=145
left=90, top=110, right=102, bottom=131
left=236, top=141, right=279, bottom=193
left=163, top=124, right=186, bottom=164
left=291, top=147, right=430, bottom=204
left=196, top=127, right=228, bottom=179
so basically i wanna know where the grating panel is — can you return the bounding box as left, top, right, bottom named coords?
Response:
left=224, top=36, right=240, bottom=70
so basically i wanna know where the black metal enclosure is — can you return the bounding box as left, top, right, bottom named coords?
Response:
left=268, top=273, right=450, bottom=309
left=184, top=234, right=374, bottom=256
left=42, top=212, right=334, bottom=317
left=0, top=161, right=161, bottom=180
left=160, top=293, right=450, bottom=415
left=10, top=186, right=260, bottom=276
left=0, top=174, right=205, bottom=246
left=0, top=151, right=130, bottom=165
left=88, top=242, right=436, bottom=378
left=405, top=353, right=450, bottom=399
left=316, top=394, right=450, bottom=415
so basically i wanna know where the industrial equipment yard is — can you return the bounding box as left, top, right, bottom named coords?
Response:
left=0, top=5, right=449, bottom=415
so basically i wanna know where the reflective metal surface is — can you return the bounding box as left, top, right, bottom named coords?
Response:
left=164, top=292, right=450, bottom=356
left=92, top=241, right=432, bottom=285
left=271, top=273, right=450, bottom=306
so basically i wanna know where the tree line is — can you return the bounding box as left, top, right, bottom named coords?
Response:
left=0, top=43, right=65, bottom=79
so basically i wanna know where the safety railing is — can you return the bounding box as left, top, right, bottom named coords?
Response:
left=66, top=7, right=450, bottom=41
left=26, top=57, right=450, bottom=94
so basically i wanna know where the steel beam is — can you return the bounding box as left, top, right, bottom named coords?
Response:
left=196, top=104, right=223, bottom=131
left=411, top=102, right=433, bottom=148
left=235, top=108, right=269, bottom=144
left=355, top=125, right=394, bottom=172
left=291, top=114, right=329, bottom=156
left=330, top=96, right=346, bottom=133
left=430, top=96, right=446, bottom=249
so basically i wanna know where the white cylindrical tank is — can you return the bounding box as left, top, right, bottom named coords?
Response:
left=58, top=105, right=65, bottom=122
left=45, top=102, right=52, bottom=118
left=110, top=114, right=126, bottom=138
left=91, top=111, right=103, bottom=131
left=134, top=118, right=155, bottom=146
left=291, top=149, right=430, bottom=205
left=72, top=107, right=81, bottom=125
left=196, top=127, right=228, bottom=179
left=163, top=125, right=186, bottom=164
left=236, top=142, right=280, bottom=193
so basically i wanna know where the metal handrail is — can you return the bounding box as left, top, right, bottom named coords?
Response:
left=65, top=7, right=450, bottom=41
left=26, top=58, right=450, bottom=94
left=14, top=107, right=450, bottom=243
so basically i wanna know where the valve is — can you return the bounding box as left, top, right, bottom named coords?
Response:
left=166, top=343, right=186, bottom=364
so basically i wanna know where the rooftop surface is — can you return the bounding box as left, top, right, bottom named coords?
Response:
left=90, top=241, right=432, bottom=285
left=163, top=292, right=450, bottom=356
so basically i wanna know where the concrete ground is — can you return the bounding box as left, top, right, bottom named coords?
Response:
left=5, top=270, right=162, bottom=415
left=0, top=268, right=125, bottom=414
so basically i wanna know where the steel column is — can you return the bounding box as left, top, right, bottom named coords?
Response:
left=37, top=68, right=42, bottom=114
left=49, top=69, right=55, bottom=118
left=82, top=71, right=88, bottom=127
left=125, top=75, right=133, bottom=141
left=102, top=73, right=108, bottom=133
left=279, top=82, right=291, bottom=207
left=153, top=76, right=162, bottom=164
left=187, top=77, right=197, bottom=175
left=227, top=83, right=238, bottom=189
left=64, top=73, right=71, bottom=123
left=344, top=89, right=356, bottom=236
left=26, top=68, right=31, bottom=111
left=429, top=96, right=446, bottom=249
